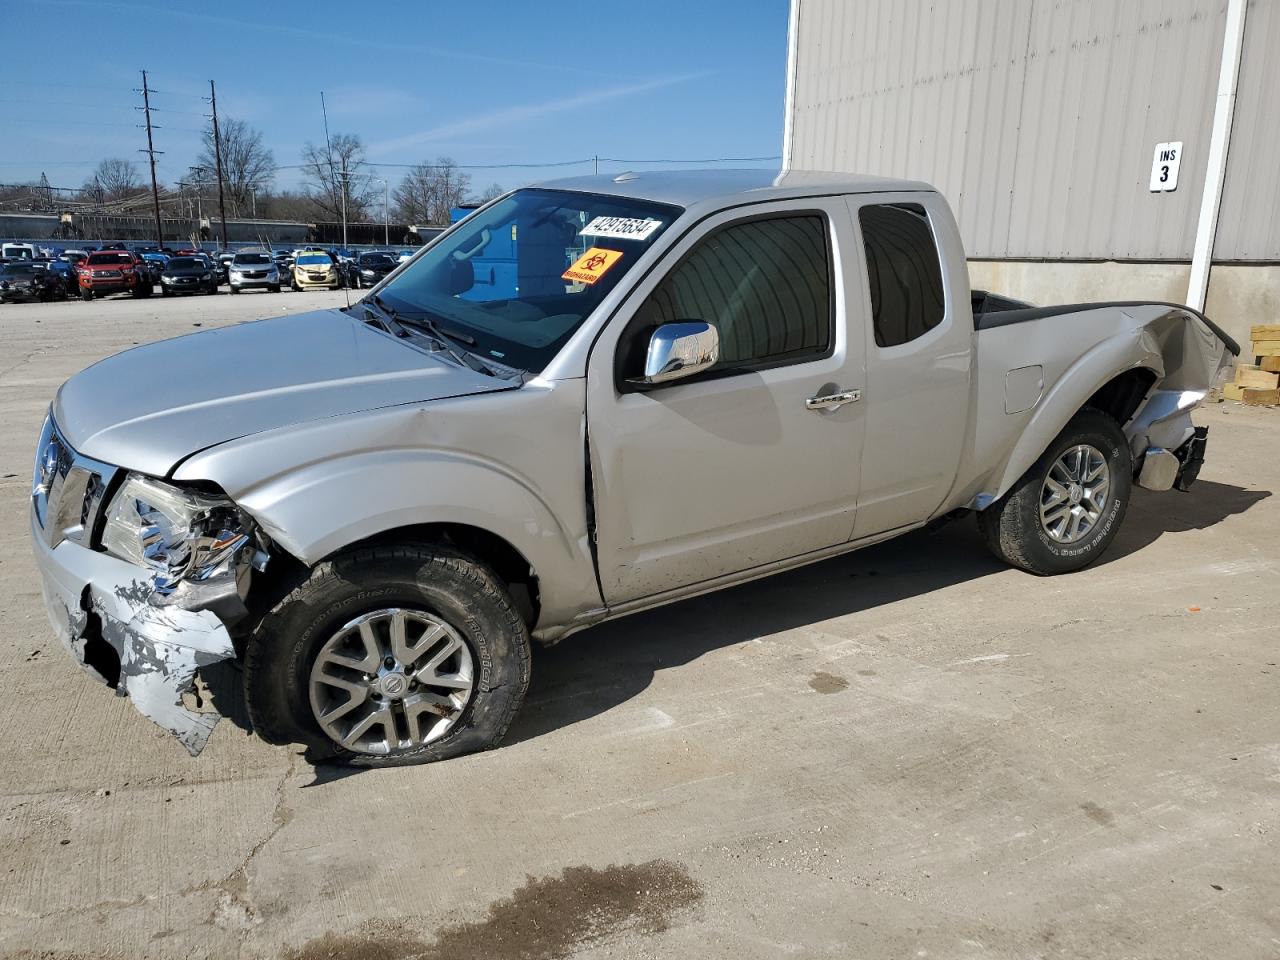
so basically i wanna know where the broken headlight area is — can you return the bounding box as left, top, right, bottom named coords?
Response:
left=101, top=473, right=267, bottom=609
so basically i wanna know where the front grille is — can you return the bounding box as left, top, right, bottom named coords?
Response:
left=94, top=270, right=123, bottom=279
left=244, top=271, right=266, bottom=279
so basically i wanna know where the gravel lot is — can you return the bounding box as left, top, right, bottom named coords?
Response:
left=0, top=290, right=1277, bottom=959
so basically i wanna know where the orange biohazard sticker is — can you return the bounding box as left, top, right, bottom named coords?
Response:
left=562, top=247, right=623, bottom=286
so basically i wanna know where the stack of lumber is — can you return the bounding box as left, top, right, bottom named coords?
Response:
left=1223, top=323, right=1280, bottom=405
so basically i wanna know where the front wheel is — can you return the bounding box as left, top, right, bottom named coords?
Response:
left=80, top=288, right=93, bottom=301
left=978, top=408, right=1132, bottom=575
left=244, top=544, right=531, bottom=767
left=269, top=284, right=280, bottom=293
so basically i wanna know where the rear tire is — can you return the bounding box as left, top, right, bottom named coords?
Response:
left=978, top=408, right=1132, bottom=575
left=244, top=544, right=531, bottom=767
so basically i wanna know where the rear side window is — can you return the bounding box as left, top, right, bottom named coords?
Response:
left=634, top=215, right=832, bottom=370
left=858, top=203, right=945, bottom=347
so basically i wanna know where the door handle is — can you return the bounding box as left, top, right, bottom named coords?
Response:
left=805, top=388, right=862, bottom=411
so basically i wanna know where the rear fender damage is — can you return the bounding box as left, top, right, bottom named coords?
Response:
left=1125, top=308, right=1236, bottom=491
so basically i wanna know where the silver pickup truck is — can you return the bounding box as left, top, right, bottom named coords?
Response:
left=30, top=170, right=1238, bottom=765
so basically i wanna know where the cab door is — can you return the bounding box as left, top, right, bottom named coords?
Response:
left=585, top=198, right=868, bottom=605
left=845, top=195, right=973, bottom=539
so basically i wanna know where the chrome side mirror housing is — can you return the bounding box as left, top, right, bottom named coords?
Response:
left=630, top=321, right=720, bottom=387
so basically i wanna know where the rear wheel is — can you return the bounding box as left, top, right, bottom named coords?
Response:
left=978, top=408, right=1132, bottom=575
left=244, top=544, right=531, bottom=766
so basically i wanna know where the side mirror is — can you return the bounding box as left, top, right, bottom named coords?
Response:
left=629, top=321, right=720, bottom=387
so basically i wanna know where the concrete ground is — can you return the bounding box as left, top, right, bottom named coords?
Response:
left=0, top=290, right=1277, bottom=960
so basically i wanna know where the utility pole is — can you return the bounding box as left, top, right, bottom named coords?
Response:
left=374, top=177, right=388, bottom=245
left=207, top=80, right=229, bottom=251
left=136, top=70, right=164, bottom=248
left=340, top=158, right=349, bottom=248
left=319, top=90, right=348, bottom=247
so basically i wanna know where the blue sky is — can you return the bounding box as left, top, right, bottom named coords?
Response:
left=0, top=0, right=788, bottom=195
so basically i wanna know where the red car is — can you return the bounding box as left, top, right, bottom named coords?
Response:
left=77, top=251, right=154, bottom=301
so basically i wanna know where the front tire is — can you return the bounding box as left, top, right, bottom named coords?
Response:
left=978, top=408, right=1132, bottom=575
left=244, top=544, right=531, bottom=767
left=80, top=287, right=93, bottom=301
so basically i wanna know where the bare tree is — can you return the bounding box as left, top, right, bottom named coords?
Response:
left=300, top=133, right=376, bottom=221
left=472, top=182, right=505, bottom=204
left=260, top=190, right=325, bottom=222
left=192, top=118, right=274, bottom=217
left=83, top=158, right=142, bottom=201
left=393, top=157, right=472, bottom=225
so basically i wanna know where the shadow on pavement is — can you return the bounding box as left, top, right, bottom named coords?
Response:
left=506, top=480, right=1269, bottom=746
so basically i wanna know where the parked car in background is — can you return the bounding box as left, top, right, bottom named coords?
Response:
left=139, top=252, right=168, bottom=283
left=228, top=251, right=282, bottom=294
left=58, top=250, right=88, bottom=267
left=198, top=254, right=227, bottom=285
left=352, top=251, right=398, bottom=288
left=0, top=261, right=67, bottom=302
left=159, top=256, right=218, bottom=296
left=77, top=250, right=153, bottom=300
left=290, top=249, right=341, bottom=290
left=35, top=258, right=78, bottom=297
left=25, top=171, right=1237, bottom=763
left=397, top=249, right=415, bottom=263
left=2, top=242, right=37, bottom=260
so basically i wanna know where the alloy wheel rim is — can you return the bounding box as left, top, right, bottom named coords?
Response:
left=1039, top=443, right=1111, bottom=544
left=308, top=608, right=474, bottom=755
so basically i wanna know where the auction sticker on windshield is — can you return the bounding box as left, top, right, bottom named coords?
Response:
left=562, top=247, right=623, bottom=285
left=580, top=216, right=663, bottom=241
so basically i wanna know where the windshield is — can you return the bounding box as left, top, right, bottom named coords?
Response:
left=167, top=257, right=203, bottom=270
left=360, top=254, right=395, bottom=267
left=86, top=253, right=134, bottom=265
left=234, top=253, right=271, bottom=265
left=297, top=253, right=331, bottom=266
left=0, top=263, right=37, bottom=277
left=375, top=188, right=681, bottom=372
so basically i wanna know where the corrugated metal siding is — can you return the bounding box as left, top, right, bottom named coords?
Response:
left=1216, top=0, right=1280, bottom=259
left=789, top=0, right=1230, bottom=260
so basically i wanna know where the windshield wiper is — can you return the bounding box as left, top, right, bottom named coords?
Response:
left=361, top=293, right=413, bottom=338
left=369, top=294, right=503, bottom=375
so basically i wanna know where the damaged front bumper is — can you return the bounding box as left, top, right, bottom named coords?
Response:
left=31, top=506, right=241, bottom=755
left=31, top=509, right=237, bottom=755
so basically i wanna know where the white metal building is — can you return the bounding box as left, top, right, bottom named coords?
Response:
left=782, top=0, right=1279, bottom=350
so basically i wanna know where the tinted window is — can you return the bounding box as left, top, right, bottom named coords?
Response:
left=858, top=203, right=945, bottom=348
left=86, top=252, right=134, bottom=265
left=168, top=257, right=202, bottom=269
left=633, top=215, right=831, bottom=370
left=234, top=253, right=271, bottom=265
left=297, top=254, right=331, bottom=266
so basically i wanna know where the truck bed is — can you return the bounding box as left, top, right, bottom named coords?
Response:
left=971, top=290, right=1240, bottom=357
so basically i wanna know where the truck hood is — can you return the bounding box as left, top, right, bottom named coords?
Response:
left=53, top=308, right=510, bottom=477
